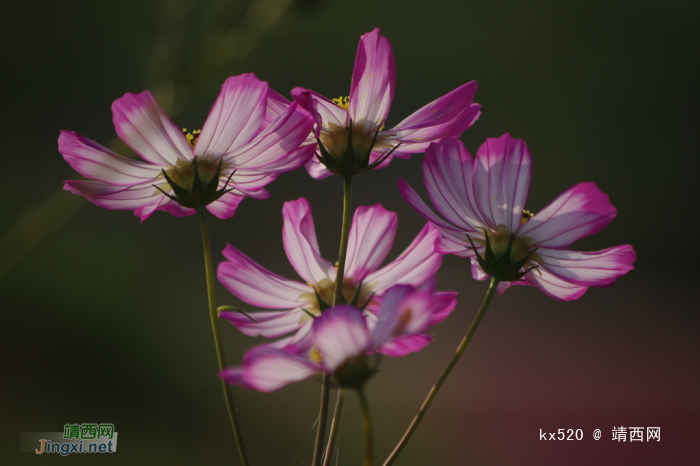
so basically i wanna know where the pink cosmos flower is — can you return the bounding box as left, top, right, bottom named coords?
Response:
left=217, top=198, right=445, bottom=349
left=399, top=135, right=636, bottom=301
left=60, top=74, right=314, bottom=221
left=220, top=284, right=456, bottom=392
left=291, top=28, right=481, bottom=179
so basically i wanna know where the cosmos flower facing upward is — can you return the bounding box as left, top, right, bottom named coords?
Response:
left=292, top=28, right=481, bottom=179
left=60, top=74, right=314, bottom=221
left=217, top=198, right=447, bottom=350
left=399, top=135, right=636, bottom=301
left=220, top=284, right=456, bottom=392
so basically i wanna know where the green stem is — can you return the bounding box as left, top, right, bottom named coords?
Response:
left=322, top=389, right=347, bottom=466
left=197, top=208, right=249, bottom=466
left=332, top=174, right=354, bottom=306
left=381, top=277, right=500, bottom=466
left=312, top=174, right=354, bottom=466
left=358, top=388, right=373, bottom=466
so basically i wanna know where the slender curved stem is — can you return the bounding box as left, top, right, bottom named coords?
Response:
left=381, top=277, right=500, bottom=466
left=312, top=174, right=354, bottom=466
left=323, top=389, right=347, bottom=466
left=358, top=388, right=373, bottom=466
left=197, top=208, right=249, bottom=466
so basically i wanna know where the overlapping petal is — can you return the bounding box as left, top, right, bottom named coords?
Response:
left=517, top=182, right=617, bottom=248
left=348, top=28, right=395, bottom=127
left=62, top=74, right=313, bottom=221
left=536, top=246, right=636, bottom=288
left=364, top=223, right=444, bottom=293
left=218, top=244, right=309, bottom=309
left=195, top=74, right=268, bottom=158
left=112, top=91, right=192, bottom=165
left=401, top=134, right=635, bottom=300
left=313, top=306, right=372, bottom=372
left=292, top=29, right=479, bottom=179
left=344, top=204, right=398, bottom=281
left=282, top=198, right=336, bottom=285
left=473, top=133, right=531, bottom=233
left=221, top=345, right=319, bottom=393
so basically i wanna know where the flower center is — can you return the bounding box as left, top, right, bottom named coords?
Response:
left=309, top=347, right=323, bottom=364
left=332, top=96, right=349, bottom=111
left=474, top=224, right=536, bottom=264
left=181, top=128, right=201, bottom=149
left=162, top=156, right=225, bottom=192
left=298, top=277, right=374, bottom=324
left=521, top=209, right=534, bottom=225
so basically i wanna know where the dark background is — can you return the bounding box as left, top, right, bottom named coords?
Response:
left=1, top=0, right=698, bottom=464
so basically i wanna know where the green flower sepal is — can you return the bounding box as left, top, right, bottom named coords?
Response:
left=154, top=157, right=235, bottom=209
left=315, top=121, right=402, bottom=177
left=466, top=231, right=539, bottom=282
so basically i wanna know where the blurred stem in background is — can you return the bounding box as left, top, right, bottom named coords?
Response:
left=382, top=277, right=500, bottom=466
left=0, top=0, right=305, bottom=280
left=322, top=388, right=346, bottom=466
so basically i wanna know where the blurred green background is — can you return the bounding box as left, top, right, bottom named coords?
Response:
left=1, top=0, right=698, bottom=464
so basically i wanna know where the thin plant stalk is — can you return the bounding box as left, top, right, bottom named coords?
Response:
left=358, top=388, right=374, bottom=466
left=197, top=207, right=250, bottom=466
left=323, top=389, right=347, bottom=466
left=381, top=277, right=500, bottom=466
left=312, top=174, right=354, bottom=466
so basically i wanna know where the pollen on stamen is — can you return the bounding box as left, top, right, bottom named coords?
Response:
left=309, top=347, right=323, bottom=364
left=521, top=209, right=534, bottom=225
left=332, top=96, right=349, bottom=111
left=182, top=128, right=201, bottom=149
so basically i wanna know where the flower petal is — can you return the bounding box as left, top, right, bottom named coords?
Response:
left=536, top=245, right=636, bottom=287
left=313, top=306, right=371, bottom=373
left=525, top=267, right=588, bottom=301
left=223, top=102, right=314, bottom=172
left=292, top=88, right=348, bottom=138
left=282, top=198, right=336, bottom=285
left=195, top=74, right=268, bottom=158
left=473, top=133, right=532, bottom=233
left=389, top=81, right=478, bottom=153
left=218, top=244, right=310, bottom=309
left=223, top=345, right=319, bottom=392
left=220, top=308, right=305, bottom=339
left=364, top=223, right=444, bottom=293
left=304, top=156, right=335, bottom=180
left=112, top=90, right=192, bottom=165
left=423, top=138, right=487, bottom=231
left=349, top=29, right=395, bottom=128
left=59, top=131, right=161, bottom=185
left=378, top=334, right=432, bottom=357
left=398, top=178, right=471, bottom=244
left=517, top=182, right=618, bottom=248
left=344, top=204, right=398, bottom=281
left=63, top=180, right=164, bottom=221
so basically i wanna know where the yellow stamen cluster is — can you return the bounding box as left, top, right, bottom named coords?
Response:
left=309, top=347, right=323, bottom=364
left=521, top=209, right=534, bottom=225
left=182, top=128, right=201, bottom=149
left=332, top=96, right=350, bottom=111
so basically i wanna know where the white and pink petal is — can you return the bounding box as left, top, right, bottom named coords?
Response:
left=218, top=244, right=309, bottom=309
left=112, top=91, right=193, bottom=166
left=536, top=245, right=636, bottom=288
left=517, top=182, right=618, bottom=249
left=472, top=134, right=532, bottom=233
left=344, top=204, right=398, bottom=281
left=348, top=28, right=395, bottom=128
left=282, top=198, right=336, bottom=285
left=195, top=74, right=268, bottom=158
